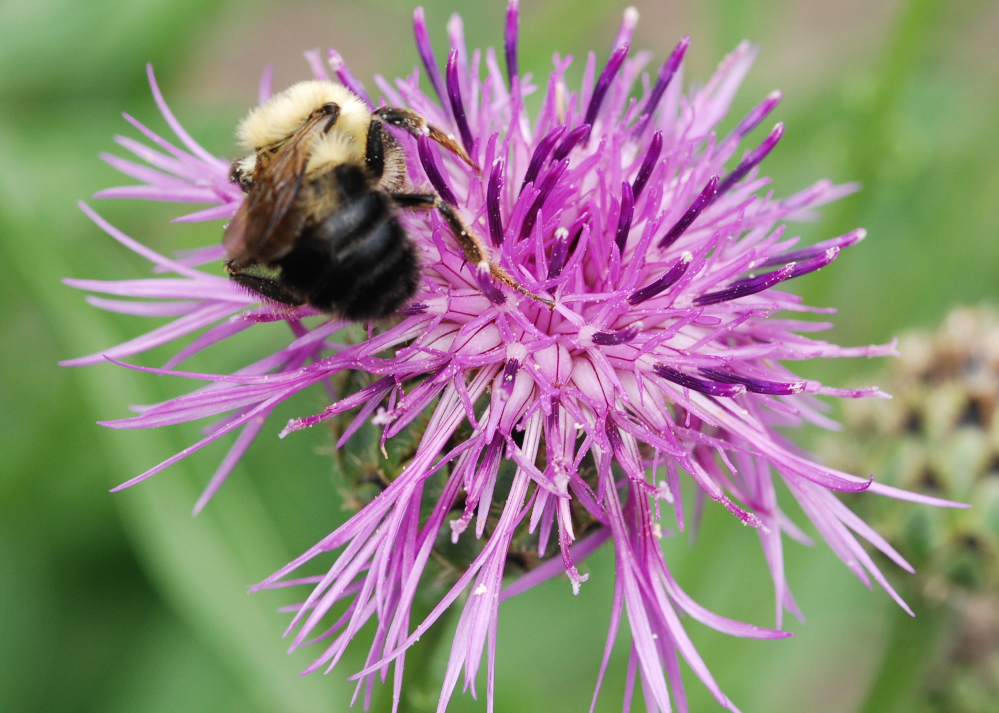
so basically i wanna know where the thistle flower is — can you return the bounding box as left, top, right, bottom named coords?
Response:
left=64, top=4, right=965, bottom=711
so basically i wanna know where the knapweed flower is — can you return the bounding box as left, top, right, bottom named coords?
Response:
left=64, top=4, right=965, bottom=711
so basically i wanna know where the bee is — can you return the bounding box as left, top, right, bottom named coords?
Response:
left=224, top=80, right=543, bottom=320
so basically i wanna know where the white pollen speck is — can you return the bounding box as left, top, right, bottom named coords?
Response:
left=652, top=634, right=658, bottom=640
left=474, top=584, right=488, bottom=596
left=652, top=523, right=663, bottom=539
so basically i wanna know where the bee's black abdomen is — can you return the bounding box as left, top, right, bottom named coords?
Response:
left=305, top=213, right=419, bottom=320
left=276, top=175, right=419, bottom=320
left=332, top=224, right=419, bottom=320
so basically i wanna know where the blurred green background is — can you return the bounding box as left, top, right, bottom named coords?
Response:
left=1, top=0, right=997, bottom=711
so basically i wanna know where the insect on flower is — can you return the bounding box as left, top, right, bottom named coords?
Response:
left=64, top=3, right=968, bottom=711
left=224, top=79, right=547, bottom=320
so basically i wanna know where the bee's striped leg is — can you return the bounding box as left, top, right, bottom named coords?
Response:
left=390, top=192, right=552, bottom=307
left=373, top=107, right=479, bottom=172
left=225, top=261, right=305, bottom=306
left=365, top=120, right=387, bottom=181
left=391, top=192, right=491, bottom=266
left=433, top=201, right=553, bottom=308
left=389, top=192, right=438, bottom=210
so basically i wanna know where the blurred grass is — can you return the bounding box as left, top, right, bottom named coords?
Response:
left=0, top=0, right=997, bottom=711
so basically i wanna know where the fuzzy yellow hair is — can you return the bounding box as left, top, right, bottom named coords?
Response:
left=236, top=80, right=371, bottom=174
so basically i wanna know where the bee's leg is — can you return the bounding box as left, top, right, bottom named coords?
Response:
left=225, top=261, right=305, bottom=307
left=389, top=192, right=437, bottom=210
left=228, top=156, right=254, bottom=193
left=372, top=107, right=479, bottom=172
left=390, top=193, right=553, bottom=307
left=365, top=120, right=386, bottom=180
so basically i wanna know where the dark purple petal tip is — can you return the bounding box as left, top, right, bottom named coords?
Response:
left=446, top=49, right=474, bottom=156
left=614, top=182, right=635, bottom=253
left=474, top=263, right=507, bottom=305
left=658, top=175, right=718, bottom=249
left=635, top=35, right=689, bottom=129
left=728, top=90, right=782, bottom=141
left=418, top=134, right=458, bottom=206
left=505, top=0, right=520, bottom=84
left=628, top=251, right=692, bottom=305
left=698, top=368, right=805, bottom=395
left=584, top=43, right=630, bottom=129
left=693, top=262, right=795, bottom=306
left=745, top=122, right=785, bottom=165
left=501, top=358, right=519, bottom=396
left=760, top=229, right=864, bottom=268
left=789, top=247, right=839, bottom=278
left=653, top=364, right=746, bottom=397
left=604, top=419, right=625, bottom=454
left=488, top=160, right=506, bottom=246
left=593, top=325, right=639, bottom=346
left=632, top=130, right=662, bottom=200
left=547, top=227, right=569, bottom=279
left=552, top=124, right=591, bottom=161
left=713, top=122, right=784, bottom=201
left=520, top=158, right=569, bottom=240
left=521, top=125, right=566, bottom=194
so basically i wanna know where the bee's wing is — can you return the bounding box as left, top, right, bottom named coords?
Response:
left=223, top=114, right=328, bottom=264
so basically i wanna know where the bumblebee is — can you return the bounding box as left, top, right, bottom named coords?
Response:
left=224, top=80, right=539, bottom=320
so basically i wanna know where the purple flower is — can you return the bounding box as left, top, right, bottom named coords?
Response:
left=64, top=4, right=967, bottom=711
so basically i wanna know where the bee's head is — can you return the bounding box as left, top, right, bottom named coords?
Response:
left=236, top=80, right=368, bottom=152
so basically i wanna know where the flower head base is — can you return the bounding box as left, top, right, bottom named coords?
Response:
left=65, top=4, right=967, bottom=712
